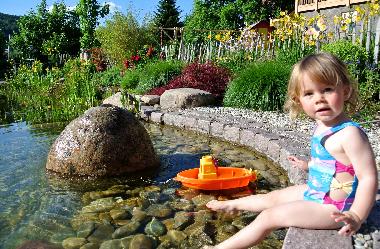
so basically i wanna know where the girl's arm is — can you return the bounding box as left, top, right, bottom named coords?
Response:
left=333, top=126, right=378, bottom=235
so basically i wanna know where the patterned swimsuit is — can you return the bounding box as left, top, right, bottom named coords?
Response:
left=303, top=121, right=362, bottom=211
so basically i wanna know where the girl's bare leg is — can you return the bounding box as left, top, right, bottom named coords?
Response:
left=205, top=200, right=340, bottom=249
left=207, top=184, right=307, bottom=213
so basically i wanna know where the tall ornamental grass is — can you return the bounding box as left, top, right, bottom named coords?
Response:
left=223, top=60, right=292, bottom=111
left=2, top=59, right=100, bottom=124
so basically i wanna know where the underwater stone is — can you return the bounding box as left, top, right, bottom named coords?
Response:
left=146, top=204, right=173, bottom=218
left=77, top=221, right=96, bottom=238
left=193, top=210, right=214, bottom=223
left=191, top=194, right=216, bottom=207
left=144, top=217, right=167, bottom=237
left=87, top=223, right=114, bottom=244
left=79, top=243, right=99, bottom=249
left=112, top=220, right=141, bottom=239
left=109, top=209, right=131, bottom=220
left=71, top=213, right=100, bottom=231
left=81, top=197, right=116, bottom=213
left=46, top=105, right=159, bottom=177
left=167, top=229, right=188, bottom=244
left=173, top=211, right=193, bottom=230
left=129, top=234, right=153, bottom=249
left=169, top=199, right=195, bottom=212
left=62, top=237, right=87, bottom=249
left=98, top=239, right=122, bottom=249
left=16, top=241, right=61, bottom=249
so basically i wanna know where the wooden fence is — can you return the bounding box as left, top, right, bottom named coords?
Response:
left=162, top=17, right=380, bottom=66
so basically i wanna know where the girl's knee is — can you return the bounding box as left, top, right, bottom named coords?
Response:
left=257, top=208, right=285, bottom=228
left=264, top=190, right=283, bottom=206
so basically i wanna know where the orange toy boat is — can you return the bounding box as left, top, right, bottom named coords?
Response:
left=175, top=155, right=257, bottom=190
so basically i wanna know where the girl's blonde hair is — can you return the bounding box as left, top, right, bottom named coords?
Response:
left=284, top=52, right=358, bottom=119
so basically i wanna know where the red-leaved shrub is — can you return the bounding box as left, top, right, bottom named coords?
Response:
left=148, top=61, right=232, bottom=96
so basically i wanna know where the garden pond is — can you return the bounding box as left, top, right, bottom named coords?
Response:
left=0, top=121, right=290, bottom=249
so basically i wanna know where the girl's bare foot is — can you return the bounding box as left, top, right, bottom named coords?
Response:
left=206, top=200, right=237, bottom=214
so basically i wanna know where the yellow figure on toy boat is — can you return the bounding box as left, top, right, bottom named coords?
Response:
left=176, top=155, right=257, bottom=190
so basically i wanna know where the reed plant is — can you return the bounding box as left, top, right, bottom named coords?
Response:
left=2, top=59, right=101, bottom=124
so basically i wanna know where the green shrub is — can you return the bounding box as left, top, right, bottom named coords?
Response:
left=321, top=40, right=369, bottom=80
left=0, top=33, right=6, bottom=79
left=92, top=65, right=123, bottom=88
left=120, top=69, right=141, bottom=90
left=134, top=60, right=185, bottom=94
left=356, top=68, right=380, bottom=121
left=96, top=11, right=157, bottom=65
left=223, top=60, right=292, bottom=111
left=2, top=59, right=101, bottom=124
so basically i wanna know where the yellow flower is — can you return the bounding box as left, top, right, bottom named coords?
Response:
left=317, top=18, right=326, bottom=31
left=307, top=17, right=315, bottom=26
left=334, top=16, right=340, bottom=25
left=280, top=11, right=286, bottom=16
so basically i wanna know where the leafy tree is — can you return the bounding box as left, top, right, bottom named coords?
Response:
left=10, top=0, right=81, bottom=65
left=154, top=0, right=182, bottom=44
left=0, top=13, right=20, bottom=37
left=96, top=11, right=156, bottom=65
left=0, top=31, right=6, bottom=78
left=154, top=0, right=182, bottom=28
left=76, top=0, right=109, bottom=50
left=184, top=0, right=294, bottom=43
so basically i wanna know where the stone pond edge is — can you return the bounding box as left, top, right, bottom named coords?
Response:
left=144, top=109, right=354, bottom=249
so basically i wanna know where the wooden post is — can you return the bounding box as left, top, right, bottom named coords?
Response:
left=295, top=0, right=298, bottom=14
left=366, top=17, right=372, bottom=53
left=160, top=27, right=163, bottom=48
left=177, top=29, right=183, bottom=61
left=7, top=34, right=10, bottom=61
left=373, top=17, right=380, bottom=64
left=359, top=18, right=365, bottom=46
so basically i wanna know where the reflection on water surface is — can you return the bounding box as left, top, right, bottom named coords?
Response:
left=0, top=122, right=288, bottom=248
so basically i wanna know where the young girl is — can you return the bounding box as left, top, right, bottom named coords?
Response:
left=203, top=53, right=378, bottom=249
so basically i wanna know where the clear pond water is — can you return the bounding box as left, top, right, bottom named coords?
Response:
left=0, top=121, right=288, bottom=248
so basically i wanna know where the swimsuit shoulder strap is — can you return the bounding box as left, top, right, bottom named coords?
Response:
left=329, top=121, right=361, bottom=134
left=319, top=121, right=363, bottom=146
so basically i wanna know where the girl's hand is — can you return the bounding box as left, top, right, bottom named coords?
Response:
left=287, top=156, right=308, bottom=171
left=331, top=211, right=362, bottom=236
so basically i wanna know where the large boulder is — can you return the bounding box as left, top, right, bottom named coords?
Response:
left=160, top=88, right=215, bottom=109
left=46, top=105, right=159, bottom=177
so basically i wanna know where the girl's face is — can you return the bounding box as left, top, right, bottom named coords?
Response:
left=298, top=73, right=351, bottom=126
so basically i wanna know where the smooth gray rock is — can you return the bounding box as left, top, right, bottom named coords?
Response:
left=46, top=105, right=159, bottom=177
left=160, top=88, right=215, bottom=109
left=102, top=92, right=123, bottom=108
left=140, top=95, right=160, bottom=105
